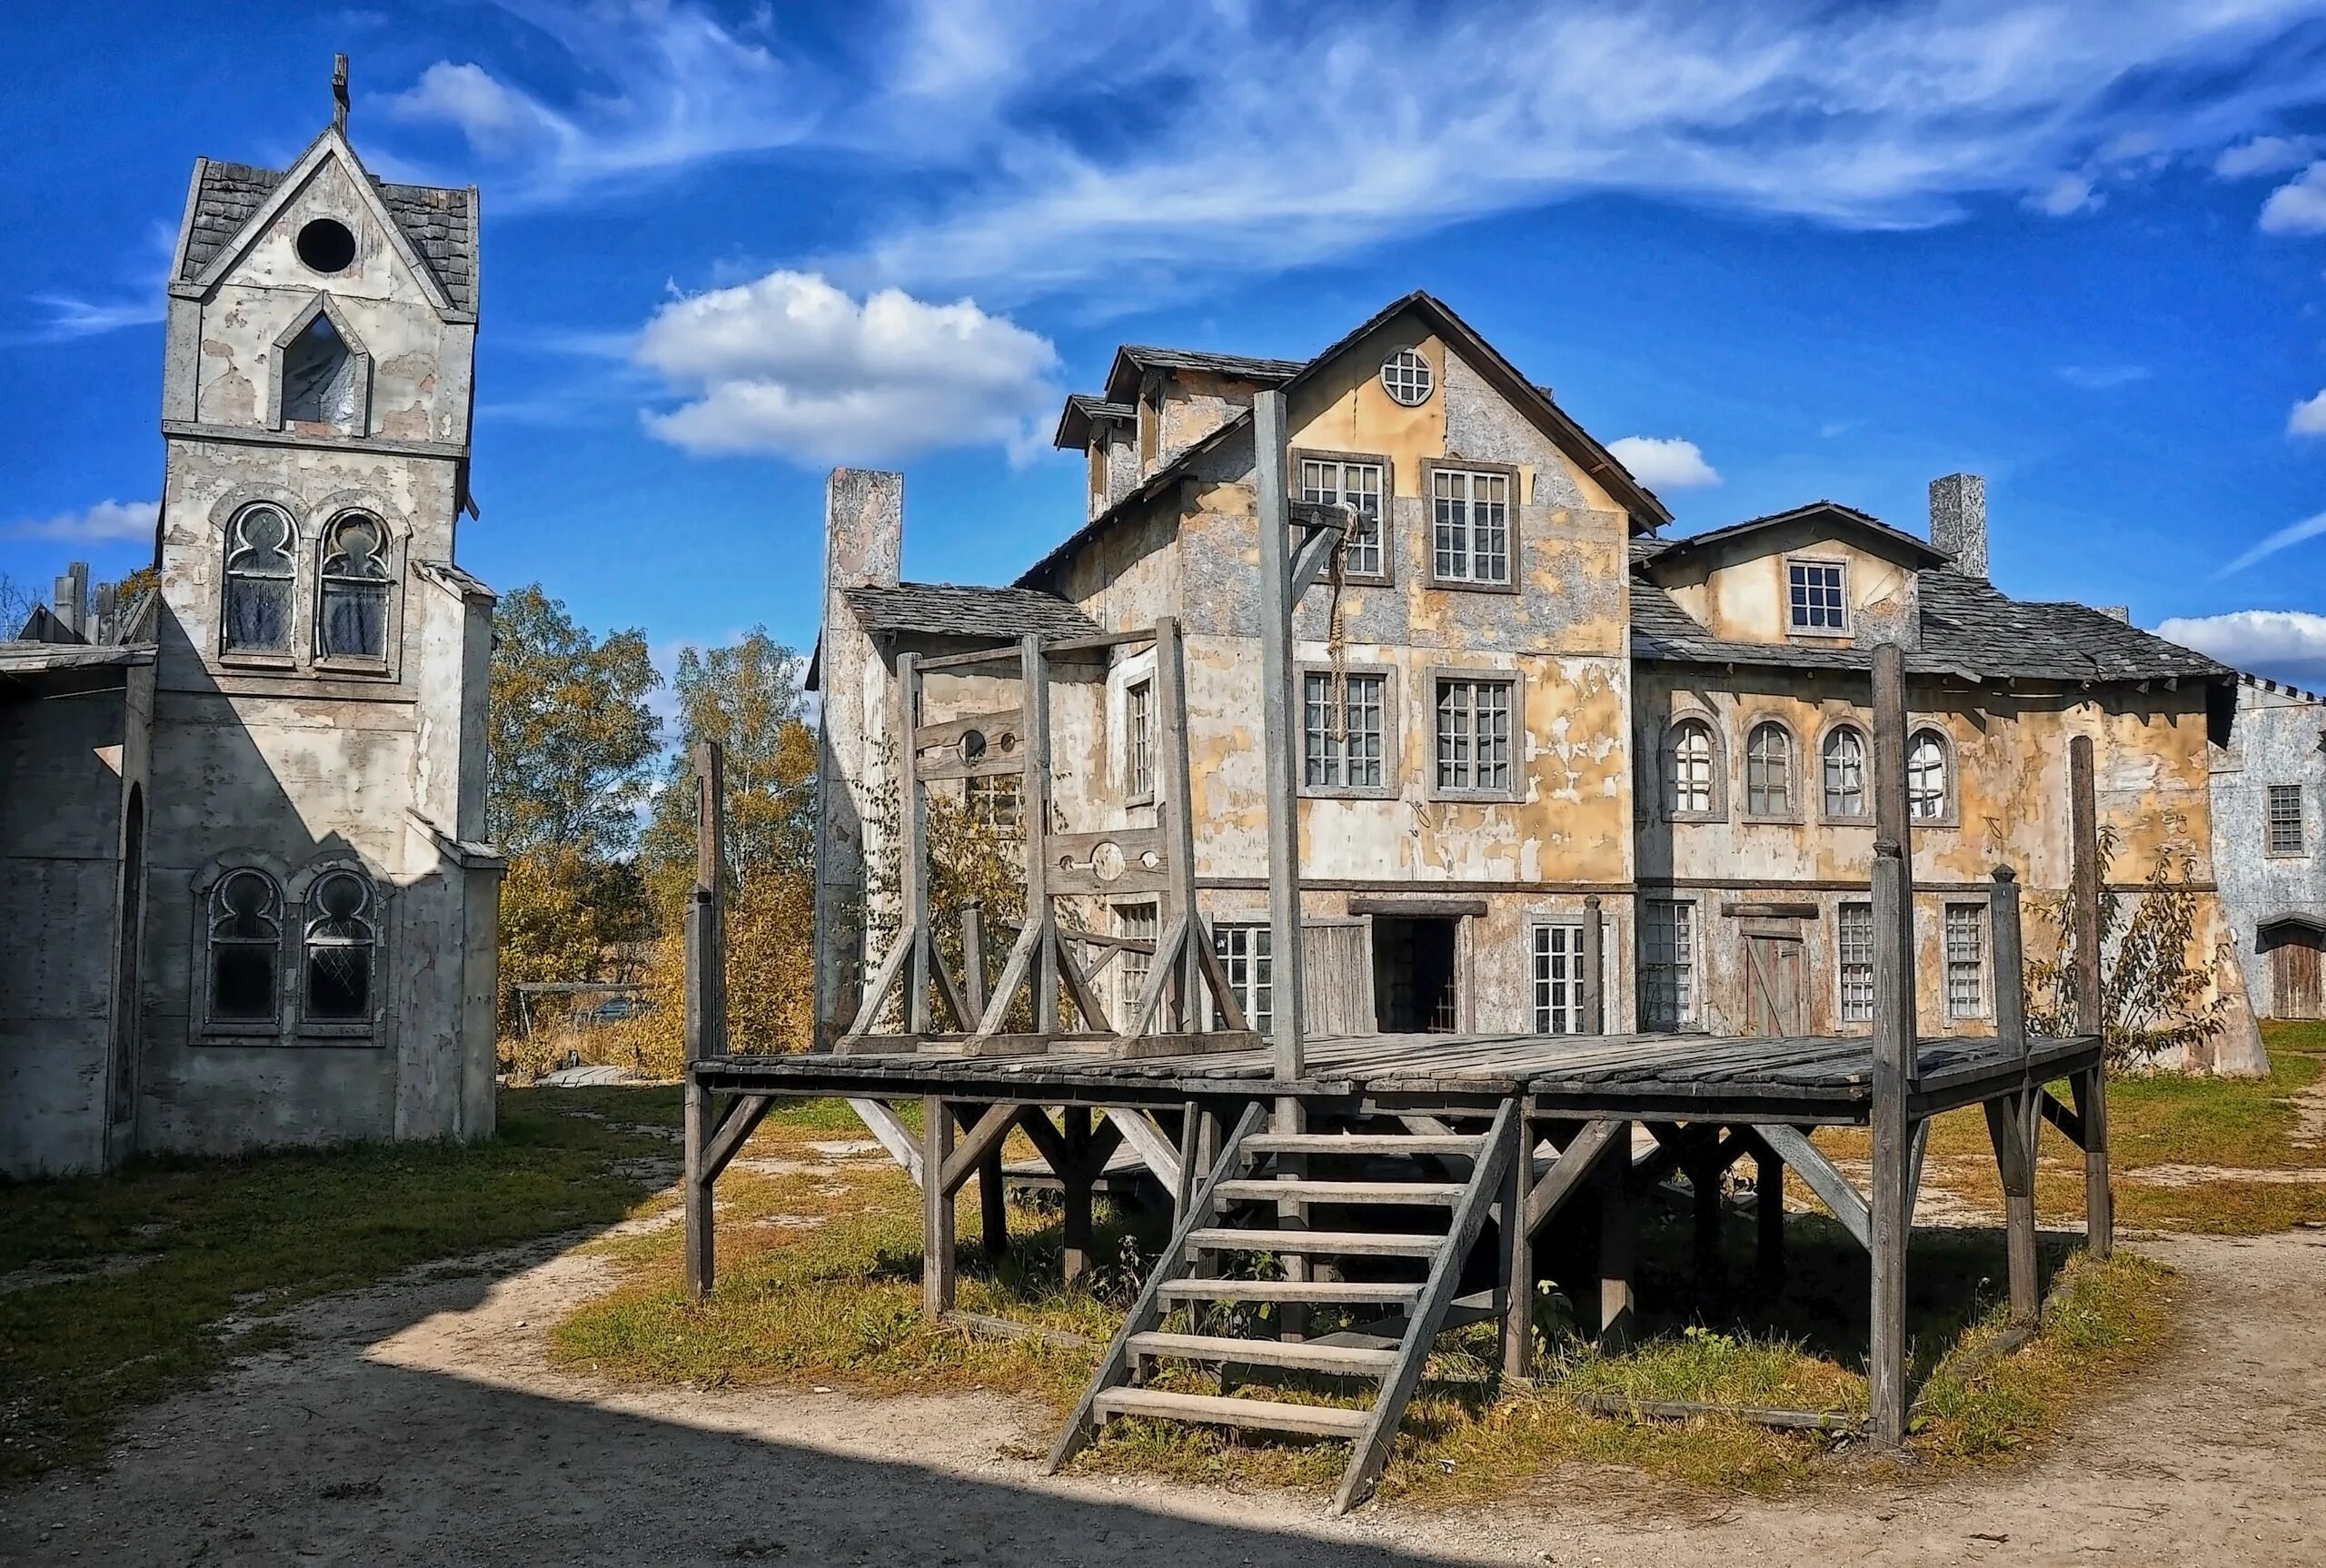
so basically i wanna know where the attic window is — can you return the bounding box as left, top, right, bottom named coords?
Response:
left=1381, top=348, right=1434, bottom=407
left=283, top=313, right=361, bottom=427
left=296, top=218, right=356, bottom=274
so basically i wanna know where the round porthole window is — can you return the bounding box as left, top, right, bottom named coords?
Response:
left=1380, top=347, right=1434, bottom=407
left=296, top=217, right=357, bottom=274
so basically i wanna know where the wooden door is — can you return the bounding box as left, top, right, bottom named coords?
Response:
left=1744, top=935, right=1804, bottom=1037
left=2272, top=936, right=2323, bottom=1020
left=1301, top=918, right=1377, bottom=1038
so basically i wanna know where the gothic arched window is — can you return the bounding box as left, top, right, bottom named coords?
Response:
left=1744, top=720, right=1795, bottom=818
left=1822, top=724, right=1868, bottom=819
left=208, top=869, right=283, bottom=1023
left=318, top=512, right=393, bottom=660
left=223, top=503, right=296, bottom=652
left=303, top=869, right=377, bottom=1022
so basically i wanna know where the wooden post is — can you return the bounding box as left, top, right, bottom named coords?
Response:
left=2068, top=734, right=2104, bottom=1039
left=1252, top=390, right=1305, bottom=1083
left=895, top=655, right=929, bottom=1034
left=1580, top=894, right=1605, bottom=1035
left=1688, top=1136, right=1724, bottom=1293
left=1597, top=1122, right=1635, bottom=1350
left=1983, top=1087, right=2041, bottom=1325
left=1156, top=618, right=1205, bottom=1031
left=2073, top=1065, right=2114, bottom=1258
left=1754, top=1145, right=1785, bottom=1286
left=1061, top=1106, right=1094, bottom=1288
left=1992, top=867, right=2026, bottom=1057
left=1172, top=1100, right=1203, bottom=1230
left=958, top=905, right=1006, bottom=1255
left=681, top=740, right=727, bottom=1302
left=1500, top=1107, right=1535, bottom=1380
left=1019, top=636, right=1057, bottom=1035
left=922, top=1095, right=957, bottom=1314
left=683, top=1077, right=714, bottom=1301
left=1866, top=642, right=1914, bottom=1451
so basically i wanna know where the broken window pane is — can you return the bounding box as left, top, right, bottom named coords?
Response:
left=283, top=311, right=361, bottom=427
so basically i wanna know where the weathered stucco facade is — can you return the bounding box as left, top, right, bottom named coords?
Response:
left=2211, top=675, right=2326, bottom=1020
left=0, top=104, right=500, bottom=1176
left=812, top=291, right=2269, bottom=1072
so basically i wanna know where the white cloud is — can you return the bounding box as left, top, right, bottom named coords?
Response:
left=2259, top=161, right=2326, bottom=233
left=1607, top=436, right=1720, bottom=491
left=27, top=294, right=164, bottom=339
left=2029, top=174, right=2102, bottom=216
left=2291, top=389, right=2326, bottom=435
left=2058, top=364, right=2151, bottom=390
left=2155, top=610, right=2326, bottom=686
left=635, top=270, right=1060, bottom=463
left=2214, top=510, right=2326, bottom=577
left=7, top=499, right=158, bottom=542
left=2215, top=133, right=2315, bottom=178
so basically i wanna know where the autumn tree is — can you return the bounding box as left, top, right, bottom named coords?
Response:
left=486, top=585, right=662, bottom=1032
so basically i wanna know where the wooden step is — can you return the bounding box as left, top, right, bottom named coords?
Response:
left=1093, top=1387, right=1369, bottom=1438
left=1245, top=1133, right=1483, bottom=1156
left=1127, top=1331, right=1397, bottom=1375
left=1213, top=1178, right=1466, bottom=1205
left=1188, top=1227, right=1443, bottom=1257
left=1158, top=1278, right=1425, bottom=1306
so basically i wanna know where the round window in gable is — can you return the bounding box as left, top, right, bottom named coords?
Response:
left=295, top=218, right=357, bottom=274
left=1380, top=347, right=1434, bottom=407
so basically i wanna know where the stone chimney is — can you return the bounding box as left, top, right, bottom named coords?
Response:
left=1929, top=473, right=1987, bottom=578
left=2096, top=605, right=2130, bottom=623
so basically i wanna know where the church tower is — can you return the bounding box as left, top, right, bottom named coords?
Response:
left=139, top=59, right=502, bottom=1151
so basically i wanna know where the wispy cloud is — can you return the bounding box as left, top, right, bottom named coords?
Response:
left=2156, top=609, right=2326, bottom=687
left=7, top=499, right=158, bottom=542
left=2058, top=364, right=2151, bottom=390
left=2215, top=510, right=2326, bottom=577
left=2291, top=389, right=2326, bottom=435
left=635, top=270, right=1060, bottom=464
left=18, top=220, right=177, bottom=341
left=2260, top=161, right=2326, bottom=233
left=2215, top=133, right=2317, bottom=177
left=1607, top=436, right=1720, bottom=491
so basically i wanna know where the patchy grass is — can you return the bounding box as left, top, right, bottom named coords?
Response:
left=553, top=1117, right=2176, bottom=1507
left=0, top=1086, right=691, bottom=1484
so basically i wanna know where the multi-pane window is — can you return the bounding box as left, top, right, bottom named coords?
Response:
left=1668, top=719, right=1716, bottom=815
left=1641, top=899, right=1695, bottom=1029
left=208, top=869, right=283, bottom=1023
left=1430, top=468, right=1510, bottom=585
left=965, top=773, right=1022, bottom=828
left=1532, top=923, right=1585, bottom=1035
left=1211, top=923, right=1273, bottom=1034
left=2268, top=786, right=2305, bottom=855
left=318, top=512, right=392, bottom=660
left=1380, top=348, right=1434, bottom=407
left=1943, top=903, right=1985, bottom=1019
left=1116, top=902, right=1158, bottom=1017
left=304, top=869, right=377, bottom=1021
left=1788, top=561, right=1846, bottom=631
left=1303, top=671, right=1386, bottom=789
left=1126, top=679, right=1153, bottom=799
left=1435, top=677, right=1514, bottom=794
left=1744, top=721, right=1794, bottom=817
left=1823, top=725, right=1867, bottom=818
left=1838, top=901, right=1875, bottom=1023
left=1907, top=729, right=1949, bottom=820
left=1299, top=457, right=1387, bottom=577
left=223, top=503, right=296, bottom=653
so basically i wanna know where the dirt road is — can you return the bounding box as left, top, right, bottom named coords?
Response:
left=2, top=1228, right=2320, bottom=1566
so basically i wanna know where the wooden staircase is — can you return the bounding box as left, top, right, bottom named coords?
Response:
left=1048, top=1100, right=1518, bottom=1513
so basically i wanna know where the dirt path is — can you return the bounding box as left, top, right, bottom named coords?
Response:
left=2, top=1229, right=2321, bottom=1566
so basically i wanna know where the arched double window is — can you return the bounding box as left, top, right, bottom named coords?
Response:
left=223, top=503, right=296, bottom=652
left=1744, top=720, right=1795, bottom=817
left=303, top=869, right=377, bottom=1021
left=208, top=868, right=283, bottom=1022
left=1822, top=724, right=1868, bottom=819
left=1666, top=718, right=1719, bottom=817
left=1908, top=728, right=1952, bottom=821
left=318, top=512, right=393, bottom=660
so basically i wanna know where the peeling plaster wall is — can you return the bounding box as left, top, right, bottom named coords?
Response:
left=2212, top=682, right=2326, bottom=1020
left=1658, top=524, right=1920, bottom=649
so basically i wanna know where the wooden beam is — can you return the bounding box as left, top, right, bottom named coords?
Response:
left=938, top=1102, right=1024, bottom=1195
left=2073, top=1064, right=2113, bottom=1258
left=1597, top=1123, right=1635, bottom=1352
left=846, top=1097, right=924, bottom=1186
left=2069, top=734, right=2104, bottom=1037
left=1021, top=636, right=1057, bottom=1037
left=1105, top=1107, right=1184, bottom=1195
left=1752, top=1123, right=1872, bottom=1250
left=1522, top=1116, right=1625, bottom=1234
left=1754, top=1145, right=1785, bottom=1285
left=1500, top=1107, right=1534, bottom=1381
left=1868, top=640, right=1913, bottom=1452
left=1191, top=918, right=1249, bottom=1032
left=683, top=1076, right=715, bottom=1301
left=1287, top=509, right=1348, bottom=600
left=2036, top=1087, right=2086, bottom=1148
left=701, top=1092, right=775, bottom=1183
left=1052, top=924, right=1113, bottom=1035
left=1580, top=893, right=1605, bottom=1034
left=1061, top=1107, right=1096, bottom=1287
left=1991, top=866, right=2027, bottom=1060
left=897, top=654, right=930, bottom=1034
left=1253, top=388, right=1305, bottom=1083
left=1984, top=1089, right=2040, bottom=1326
left=922, top=1095, right=957, bottom=1315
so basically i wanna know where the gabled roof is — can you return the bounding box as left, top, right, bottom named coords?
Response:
left=1019, top=290, right=1673, bottom=590
left=1052, top=393, right=1137, bottom=452
left=1100, top=346, right=1304, bottom=403
left=171, top=130, right=479, bottom=318
left=842, top=582, right=1100, bottom=642
left=1640, top=501, right=1953, bottom=574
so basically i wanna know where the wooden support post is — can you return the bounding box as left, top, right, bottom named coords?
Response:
left=1061, top=1106, right=1095, bottom=1288
left=1155, top=618, right=1205, bottom=1032
left=1598, top=1121, right=1635, bottom=1350
left=1173, top=1101, right=1202, bottom=1230
left=1500, top=1107, right=1534, bottom=1380
left=1984, top=1088, right=2041, bottom=1325
left=681, top=741, right=727, bottom=1301
left=1755, top=1146, right=1786, bottom=1286
left=1253, top=389, right=1305, bottom=1083
left=1019, top=635, right=1056, bottom=1035
left=1688, top=1136, right=1724, bottom=1292
left=921, top=1096, right=957, bottom=1314
left=683, top=1077, right=714, bottom=1301
left=1992, top=867, right=2027, bottom=1058
left=896, top=655, right=930, bottom=1033
left=1580, top=894, right=1605, bottom=1035
left=2069, top=734, right=2104, bottom=1039
left=1868, top=642, right=1913, bottom=1451
left=2073, top=1065, right=2113, bottom=1258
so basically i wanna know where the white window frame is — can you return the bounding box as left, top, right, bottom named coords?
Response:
left=1125, top=677, right=1154, bottom=804
left=1531, top=922, right=1585, bottom=1035
left=1743, top=719, right=1798, bottom=820
left=1115, top=901, right=1158, bottom=1019
left=1426, top=462, right=1516, bottom=590
left=1297, top=452, right=1390, bottom=581
left=1665, top=715, right=1725, bottom=820
left=1786, top=557, right=1849, bottom=635
left=2266, top=785, right=2306, bottom=857
left=1380, top=347, right=1434, bottom=408
left=1641, top=898, right=1695, bottom=1030
left=1300, top=665, right=1394, bottom=798
left=1907, top=727, right=1955, bottom=825
left=1431, top=671, right=1519, bottom=800
left=1210, top=922, right=1273, bottom=1034
left=1821, top=722, right=1869, bottom=821
left=1837, top=900, right=1875, bottom=1024
left=1943, top=902, right=1987, bottom=1021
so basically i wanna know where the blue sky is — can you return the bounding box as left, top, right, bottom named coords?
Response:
left=6, top=0, right=2326, bottom=690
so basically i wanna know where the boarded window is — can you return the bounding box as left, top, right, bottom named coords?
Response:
left=209, top=869, right=282, bottom=1023
left=1211, top=923, right=1272, bottom=1034
left=1944, top=903, right=1984, bottom=1019
left=2268, top=786, right=2305, bottom=855
left=1435, top=677, right=1513, bottom=793
left=1823, top=725, right=1867, bottom=818
left=223, top=504, right=295, bottom=652
left=1532, top=923, right=1585, bottom=1034
left=1299, top=457, right=1387, bottom=577
left=1641, top=899, right=1695, bottom=1029
left=1838, top=900, right=1874, bottom=1023
left=1744, top=721, right=1794, bottom=817
left=1304, top=671, right=1386, bottom=789
left=318, top=513, right=392, bottom=660
left=1430, top=468, right=1510, bottom=584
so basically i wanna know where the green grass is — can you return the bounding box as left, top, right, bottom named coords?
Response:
left=0, top=1087, right=687, bottom=1483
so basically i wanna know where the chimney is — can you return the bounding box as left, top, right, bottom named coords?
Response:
left=51, top=561, right=89, bottom=637
left=2096, top=605, right=2130, bottom=623
left=1929, top=473, right=1986, bottom=578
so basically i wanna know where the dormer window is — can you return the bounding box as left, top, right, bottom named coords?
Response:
left=1788, top=559, right=1847, bottom=633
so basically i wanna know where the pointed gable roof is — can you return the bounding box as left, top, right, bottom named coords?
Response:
left=1637, top=500, right=1953, bottom=578
left=170, top=127, right=479, bottom=319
